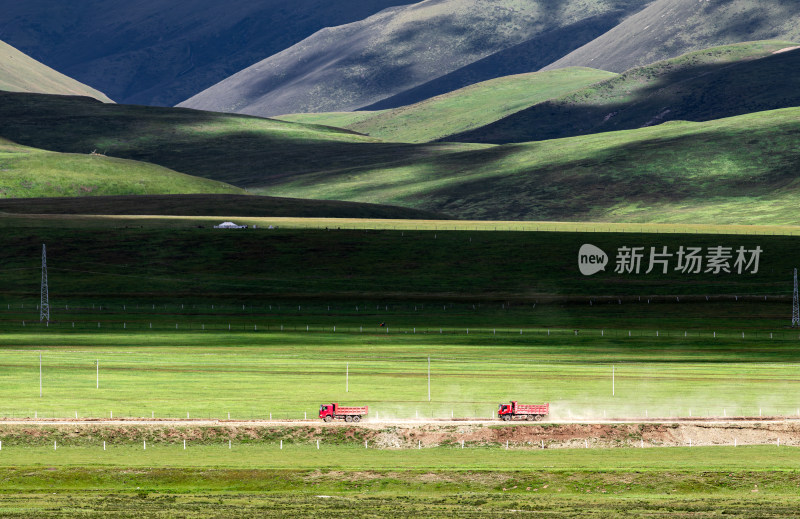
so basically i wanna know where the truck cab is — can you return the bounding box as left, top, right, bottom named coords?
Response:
left=498, top=403, right=514, bottom=417
left=319, top=403, right=335, bottom=421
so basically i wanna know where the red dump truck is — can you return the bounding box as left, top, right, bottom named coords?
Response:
left=319, top=403, right=368, bottom=422
left=498, top=401, right=549, bottom=421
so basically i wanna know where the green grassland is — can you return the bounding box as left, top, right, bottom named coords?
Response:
left=0, top=138, right=243, bottom=198
left=0, top=449, right=797, bottom=517
left=452, top=41, right=800, bottom=143
left=0, top=216, right=797, bottom=301
left=0, top=40, right=112, bottom=102
left=1, top=445, right=799, bottom=472
left=2, top=213, right=799, bottom=234
left=0, top=219, right=795, bottom=514
left=262, top=107, right=800, bottom=222
left=1, top=332, right=800, bottom=418
left=0, top=216, right=794, bottom=418
left=276, top=67, right=617, bottom=143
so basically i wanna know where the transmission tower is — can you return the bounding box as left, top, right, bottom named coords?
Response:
left=40, top=244, right=49, bottom=323
left=793, top=268, right=799, bottom=328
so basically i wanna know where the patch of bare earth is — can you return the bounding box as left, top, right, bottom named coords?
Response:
left=1, top=422, right=799, bottom=448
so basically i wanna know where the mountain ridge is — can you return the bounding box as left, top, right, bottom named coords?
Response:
left=0, top=40, right=112, bottom=102
left=543, top=0, right=800, bottom=73
left=179, top=0, right=650, bottom=117
left=0, top=0, right=409, bottom=106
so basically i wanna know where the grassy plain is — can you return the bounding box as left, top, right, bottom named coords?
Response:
left=0, top=330, right=799, bottom=419
left=0, top=445, right=798, bottom=471
left=0, top=216, right=796, bottom=302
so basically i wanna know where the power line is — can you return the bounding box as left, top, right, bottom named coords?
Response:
left=40, top=244, right=49, bottom=323
left=792, top=268, right=799, bottom=328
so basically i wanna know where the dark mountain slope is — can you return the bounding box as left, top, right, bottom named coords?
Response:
left=0, top=0, right=408, bottom=106
left=361, top=11, right=628, bottom=111
left=543, top=0, right=800, bottom=73
left=179, top=0, right=650, bottom=117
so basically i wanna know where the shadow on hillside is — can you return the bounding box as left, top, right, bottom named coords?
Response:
left=240, top=12, right=500, bottom=114
left=416, top=123, right=800, bottom=220
left=0, top=91, right=467, bottom=187
left=2, top=85, right=797, bottom=221
left=361, top=11, right=628, bottom=110
left=446, top=46, right=800, bottom=144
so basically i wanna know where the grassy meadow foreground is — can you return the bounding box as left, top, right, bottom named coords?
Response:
left=0, top=215, right=797, bottom=516
left=3, top=13, right=800, bottom=519
left=0, top=444, right=797, bottom=517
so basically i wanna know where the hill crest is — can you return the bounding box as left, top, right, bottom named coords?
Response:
left=0, top=40, right=112, bottom=102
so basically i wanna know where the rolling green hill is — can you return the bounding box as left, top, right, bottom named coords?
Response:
left=0, top=91, right=483, bottom=190
left=3, top=91, right=799, bottom=224
left=276, top=68, right=617, bottom=143
left=451, top=41, right=800, bottom=144
left=543, top=0, right=800, bottom=73
left=0, top=138, right=243, bottom=198
left=178, top=0, right=649, bottom=116
left=0, top=40, right=112, bottom=102
left=259, top=107, right=800, bottom=224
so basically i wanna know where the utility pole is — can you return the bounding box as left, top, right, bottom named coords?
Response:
left=793, top=268, right=799, bottom=327
left=427, top=356, right=431, bottom=402
left=40, top=244, right=49, bottom=323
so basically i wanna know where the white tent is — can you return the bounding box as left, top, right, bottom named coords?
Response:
left=213, top=221, right=247, bottom=229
